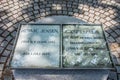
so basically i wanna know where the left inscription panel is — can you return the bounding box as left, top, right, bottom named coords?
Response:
left=11, top=24, right=61, bottom=68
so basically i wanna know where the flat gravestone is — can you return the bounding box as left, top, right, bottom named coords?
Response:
left=62, top=24, right=112, bottom=68
left=11, top=24, right=61, bottom=68
left=9, top=16, right=113, bottom=80
left=11, top=24, right=112, bottom=69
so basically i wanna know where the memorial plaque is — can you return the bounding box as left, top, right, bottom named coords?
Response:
left=62, top=24, right=112, bottom=68
left=11, top=24, right=112, bottom=69
left=11, top=24, right=61, bottom=68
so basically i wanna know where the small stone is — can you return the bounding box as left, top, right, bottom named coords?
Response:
left=89, top=13, right=94, bottom=18
left=83, top=7, right=89, bottom=11
left=111, top=32, right=118, bottom=38
left=8, top=27, right=15, bottom=32
left=0, top=71, right=2, bottom=78
left=94, top=16, right=100, bottom=20
left=0, top=47, right=4, bottom=54
left=79, top=15, right=84, bottom=18
left=6, top=22, right=13, bottom=27
left=99, top=10, right=105, bottom=14
left=8, top=16, right=14, bottom=21
left=101, top=14, right=107, bottom=19
left=10, top=39, right=15, bottom=45
left=34, top=10, right=39, bottom=14
left=73, top=9, right=79, bottom=13
left=19, top=4, right=24, bottom=7
left=14, top=5, right=19, bottom=10
left=1, top=15, right=7, bottom=20
left=68, top=12, right=73, bottom=15
left=106, top=29, right=113, bottom=33
left=24, top=2, right=29, bottom=6
left=94, top=20, right=101, bottom=24
left=8, top=1, right=13, bottom=4
left=3, top=50, right=11, bottom=56
left=23, top=14, right=28, bottom=19
left=35, top=0, right=39, bottom=2
left=89, top=10, right=95, bottom=14
left=74, top=13, right=79, bottom=17
left=110, top=20, right=117, bottom=25
left=2, top=31, right=9, bottom=37
left=68, top=8, right=72, bottom=11
left=100, top=18, right=106, bottom=23
left=116, top=66, right=120, bottom=73
left=11, top=31, right=17, bottom=37
left=0, top=37, right=4, bottom=42
left=25, top=17, right=30, bottom=22
left=117, top=48, right=120, bottom=53
left=111, top=0, right=116, bottom=4
left=52, top=6, right=56, bottom=10
left=111, top=51, right=119, bottom=58
left=95, top=12, right=100, bottom=16
left=18, top=8, right=23, bottom=13
left=46, top=4, right=52, bottom=7
left=104, top=32, right=109, bottom=37
left=104, top=12, right=110, bottom=16
left=28, top=12, right=34, bottom=16
left=1, top=41, right=8, bottom=47
left=0, top=30, right=3, bottom=34
left=6, top=36, right=13, bottom=42
left=6, top=44, right=13, bottom=50
left=115, top=29, right=120, bottom=35
left=13, top=14, right=19, bottom=18
left=116, top=37, right=120, bottom=43
left=34, top=6, right=39, bottom=10
left=62, top=7, right=67, bottom=10
left=88, top=0, right=92, bottom=2
left=84, top=16, right=89, bottom=20
left=12, top=10, right=18, bottom=14
left=0, top=64, right=4, bottom=70
left=0, top=57, right=7, bottom=63
left=40, top=13, right=46, bottom=17
left=46, top=8, right=50, bottom=11
left=84, top=12, right=89, bottom=16
left=67, top=4, right=71, bottom=7
left=112, top=56, right=120, bottom=65
left=57, top=11, right=62, bottom=14
left=106, top=17, right=111, bottom=21
left=117, top=26, right=120, bottom=29
left=56, top=6, right=61, bottom=10
left=51, top=11, right=57, bottom=14
left=89, top=18, right=95, bottom=22
left=2, top=26, right=7, bottom=30
left=108, top=36, right=115, bottom=42
left=17, top=16, right=24, bottom=21
left=118, top=74, right=120, bottom=80
left=105, top=22, right=112, bottom=26
left=14, top=2, right=19, bottom=5
left=40, top=9, right=45, bottom=12
left=63, top=11, right=67, bottom=15
left=108, top=71, right=117, bottom=80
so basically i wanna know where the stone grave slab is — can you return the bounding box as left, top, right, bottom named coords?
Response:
left=10, top=16, right=113, bottom=80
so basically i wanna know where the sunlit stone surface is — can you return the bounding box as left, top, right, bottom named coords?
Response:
left=12, top=16, right=111, bottom=80
left=11, top=24, right=61, bottom=68
left=62, top=24, right=112, bottom=68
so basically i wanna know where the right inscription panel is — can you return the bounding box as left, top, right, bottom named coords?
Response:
left=62, top=24, right=112, bottom=68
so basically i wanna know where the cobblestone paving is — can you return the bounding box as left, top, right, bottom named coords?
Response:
left=0, top=0, right=120, bottom=80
